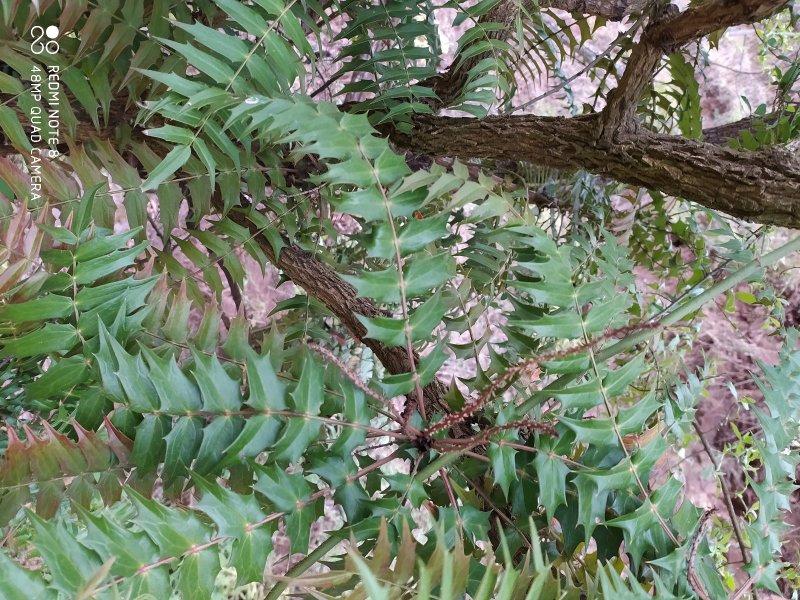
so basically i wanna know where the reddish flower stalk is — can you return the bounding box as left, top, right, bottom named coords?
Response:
left=423, top=321, right=660, bottom=437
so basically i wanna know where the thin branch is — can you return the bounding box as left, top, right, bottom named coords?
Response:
left=693, top=421, right=749, bottom=564
left=218, top=202, right=456, bottom=423
left=730, top=566, right=767, bottom=600
left=219, top=261, right=243, bottom=311
left=424, top=322, right=658, bottom=436
left=427, top=0, right=653, bottom=109
left=688, top=509, right=714, bottom=600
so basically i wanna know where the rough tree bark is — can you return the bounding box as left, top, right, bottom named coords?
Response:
left=218, top=202, right=453, bottom=416
left=390, top=113, right=800, bottom=226
left=399, top=0, right=799, bottom=227
left=598, top=0, right=790, bottom=142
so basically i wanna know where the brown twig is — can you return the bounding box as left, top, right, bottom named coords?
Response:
left=219, top=261, right=243, bottom=311
left=439, top=468, right=462, bottom=543
left=424, top=321, right=659, bottom=437
left=687, top=508, right=714, bottom=600
left=693, top=421, right=749, bottom=565
left=730, top=566, right=767, bottom=600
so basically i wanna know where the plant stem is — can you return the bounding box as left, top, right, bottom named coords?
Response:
left=694, top=422, right=749, bottom=565
left=263, top=533, right=342, bottom=600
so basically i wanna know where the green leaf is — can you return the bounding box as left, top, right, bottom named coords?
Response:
left=409, top=293, right=449, bottom=341
left=0, top=294, right=73, bottom=322
left=96, top=324, right=158, bottom=410
left=62, top=68, right=99, bottom=126
left=380, top=343, right=448, bottom=397
left=193, top=138, right=217, bottom=191
left=191, top=351, right=243, bottom=412
left=0, top=323, right=78, bottom=358
left=73, top=183, right=105, bottom=233
left=356, top=313, right=405, bottom=346
left=347, top=551, right=390, bottom=600
left=404, top=252, right=455, bottom=297
left=193, top=416, right=243, bottom=475
left=272, top=355, right=324, bottom=464
left=77, top=508, right=159, bottom=576
left=534, top=439, right=570, bottom=518
left=158, top=39, right=236, bottom=85
left=488, top=408, right=518, bottom=498
left=335, top=187, right=388, bottom=221
left=28, top=512, right=102, bottom=595
left=162, top=416, right=204, bottom=485
left=219, top=415, right=280, bottom=468
left=194, top=474, right=267, bottom=539
left=143, top=124, right=195, bottom=144
left=330, top=385, right=369, bottom=458
left=367, top=212, right=449, bottom=259
left=342, top=267, right=400, bottom=304
left=562, top=393, right=660, bottom=447
left=0, top=552, right=49, bottom=599
left=214, top=0, right=270, bottom=38
left=74, top=241, right=148, bottom=284
left=289, top=352, right=324, bottom=415
left=373, top=148, right=410, bottom=185
left=176, top=549, right=220, bottom=600
left=74, top=228, right=141, bottom=262
left=0, top=105, right=33, bottom=151
left=142, top=348, right=201, bottom=412
left=129, top=414, right=170, bottom=473
left=126, top=487, right=212, bottom=557
left=26, top=356, right=89, bottom=398
left=254, top=464, right=316, bottom=553
left=137, top=69, right=208, bottom=97
left=230, top=527, right=273, bottom=585
left=323, top=157, right=375, bottom=187
left=141, top=145, right=191, bottom=191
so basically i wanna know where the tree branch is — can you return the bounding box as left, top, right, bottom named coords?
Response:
left=544, top=0, right=652, bottom=19
left=598, top=0, right=789, bottom=142
left=646, top=0, right=790, bottom=49
left=218, top=202, right=453, bottom=418
left=390, top=113, right=800, bottom=227
left=701, top=110, right=791, bottom=145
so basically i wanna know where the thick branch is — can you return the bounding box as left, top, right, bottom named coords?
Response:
left=646, top=0, right=790, bottom=48
left=391, top=113, right=800, bottom=227
left=701, top=111, right=787, bottom=145
left=219, top=203, right=452, bottom=416
left=598, top=0, right=789, bottom=142
left=544, top=0, right=652, bottom=19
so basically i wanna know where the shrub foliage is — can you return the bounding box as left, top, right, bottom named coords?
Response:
left=0, top=0, right=799, bottom=598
